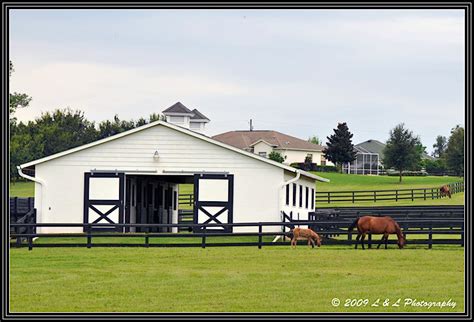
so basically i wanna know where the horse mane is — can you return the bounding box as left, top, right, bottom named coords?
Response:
left=348, top=217, right=360, bottom=231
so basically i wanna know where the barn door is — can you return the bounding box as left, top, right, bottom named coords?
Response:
left=83, top=172, right=125, bottom=232
left=193, top=173, right=234, bottom=233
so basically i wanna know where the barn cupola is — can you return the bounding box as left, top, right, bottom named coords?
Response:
left=162, top=102, right=210, bottom=133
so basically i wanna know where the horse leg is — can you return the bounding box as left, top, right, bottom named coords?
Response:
left=355, top=233, right=361, bottom=249
left=384, top=233, right=389, bottom=249
left=311, top=238, right=316, bottom=249
left=291, top=237, right=296, bottom=248
left=377, top=235, right=385, bottom=249
left=361, top=234, right=366, bottom=250
left=307, top=238, right=312, bottom=248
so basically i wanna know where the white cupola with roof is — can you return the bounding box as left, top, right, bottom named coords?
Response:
left=162, top=102, right=210, bottom=133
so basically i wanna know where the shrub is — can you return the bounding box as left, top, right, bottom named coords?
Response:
left=268, top=151, right=285, bottom=163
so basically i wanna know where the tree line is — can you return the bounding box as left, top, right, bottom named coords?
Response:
left=320, top=122, right=464, bottom=181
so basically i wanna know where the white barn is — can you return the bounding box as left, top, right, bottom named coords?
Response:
left=18, top=120, right=328, bottom=234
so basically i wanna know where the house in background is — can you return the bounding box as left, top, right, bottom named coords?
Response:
left=162, top=102, right=210, bottom=133
left=212, top=130, right=332, bottom=166
left=343, top=139, right=435, bottom=175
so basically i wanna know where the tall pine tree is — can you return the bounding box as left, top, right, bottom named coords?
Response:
left=323, top=122, right=357, bottom=172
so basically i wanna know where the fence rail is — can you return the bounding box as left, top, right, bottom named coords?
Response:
left=315, top=182, right=464, bottom=204
left=11, top=218, right=464, bottom=251
left=178, top=183, right=464, bottom=206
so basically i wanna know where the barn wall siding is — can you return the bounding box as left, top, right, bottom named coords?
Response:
left=34, top=124, right=304, bottom=233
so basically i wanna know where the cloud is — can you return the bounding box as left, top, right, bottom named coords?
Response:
left=10, top=62, right=248, bottom=121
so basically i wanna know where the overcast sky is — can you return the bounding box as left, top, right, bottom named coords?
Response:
left=9, top=9, right=465, bottom=153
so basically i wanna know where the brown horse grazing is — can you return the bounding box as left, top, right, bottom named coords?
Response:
left=440, top=185, right=452, bottom=198
left=290, top=227, right=322, bottom=248
left=348, top=216, right=406, bottom=250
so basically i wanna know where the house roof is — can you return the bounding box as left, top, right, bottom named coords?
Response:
left=19, top=121, right=329, bottom=182
left=190, top=109, right=210, bottom=121
left=356, top=139, right=435, bottom=161
left=355, top=140, right=386, bottom=156
left=212, top=130, right=324, bottom=152
left=162, top=102, right=193, bottom=114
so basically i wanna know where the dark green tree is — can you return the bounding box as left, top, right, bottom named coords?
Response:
left=432, top=135, right=447, bottom=158
left=444, top=125, right=464, bottom=176
left=323, top=122, right=357, bottom=172
left=10, top=108, right=98, bottom=180
left=308, top=135, right=321, bottom=145
left=97, top=115, right=135, bottom=139
left=382, top=123, right=422, bottom=182
left=268, top=151, right=285, bottom=163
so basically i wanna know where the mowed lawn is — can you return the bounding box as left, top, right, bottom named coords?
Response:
left=10, top=246, right=464, bottom=313
left=313, top=172, right=463, bottom=191
left=9, top=181, right=35, bottom=198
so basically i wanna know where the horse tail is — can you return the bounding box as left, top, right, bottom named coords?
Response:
left=348, top=217, right=359, bottom=232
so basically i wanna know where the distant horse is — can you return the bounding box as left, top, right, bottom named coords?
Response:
left=290, top=227, right=322, bottom=249
left=348, top=216, right=406, bottom=249
left=440, top=185, right=452, bottom=199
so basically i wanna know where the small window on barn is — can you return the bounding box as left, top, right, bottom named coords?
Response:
left=292, top=183, right=297, bottom=206
left=311, top=188, right=315, bottom=210
left=170, top=116, right=185, bottom=123
left=190, top=122, right=201, bottom=130
left=285, top=184, right=290, bottom=205
left=299, top=185, right=303, bottom=208
left=305, top=186, right=309, bottom=209
left=258, top=152, right=267, bottom=158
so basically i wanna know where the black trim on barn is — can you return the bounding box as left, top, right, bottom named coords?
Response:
left=299, top=185, right=303, bottom=208
left=83, top=172, right=125, bottom=232
left=305, top=186, right=309, bottom=209
left=292, top=183, right=297, bottom=206
left=193, top=173, right=234, bottom=233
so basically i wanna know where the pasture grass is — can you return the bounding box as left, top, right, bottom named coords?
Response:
left=9, top=181, right=34, bottom=198
left=313, top=172, right=463, bottom=192
left=9, top=245, right=464, bottom=313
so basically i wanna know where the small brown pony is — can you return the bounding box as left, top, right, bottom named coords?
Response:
left=290, top=227, right=322, bottom=248
left=349, top=216, right=406, bottom=249
left=440, top=185, right=452, bottom=198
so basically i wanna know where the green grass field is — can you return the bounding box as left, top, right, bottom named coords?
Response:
left=312, top=172, right=463, bottom=192
left=10, top=245, right=464, bottom=313
left=9, top=181, right=35, bottom=198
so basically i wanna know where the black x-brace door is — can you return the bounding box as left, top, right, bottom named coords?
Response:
left=83, top=172, right=125, bottom=232
left=193, top=173, right=234, bottom=233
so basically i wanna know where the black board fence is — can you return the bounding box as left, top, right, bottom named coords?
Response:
left=315, top=182, right=464, bottom=204
left=11, top=217, right=464, bottom=251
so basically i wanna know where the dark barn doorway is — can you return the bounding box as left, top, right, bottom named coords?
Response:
left=125, top=174, right=193, bottom=233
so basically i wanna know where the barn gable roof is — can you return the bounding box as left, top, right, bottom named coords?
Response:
left=162, top=102, right=193, bottom=114
left=190, top=109, right=210, bottom=121
left=19, top=121, right=329, bottom=182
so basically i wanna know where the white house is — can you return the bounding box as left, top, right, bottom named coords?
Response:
left=18, top=118, right=329, bottom=234
left=212, top=130, right=333, bottom=166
